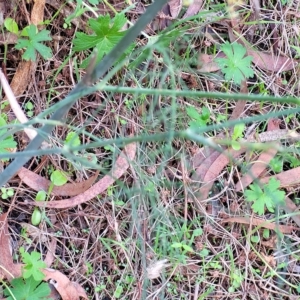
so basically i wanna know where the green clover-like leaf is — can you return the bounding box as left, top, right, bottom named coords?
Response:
left=15, top=25, right=52, bottom=61
left=215, top=42, right=254, bottom=85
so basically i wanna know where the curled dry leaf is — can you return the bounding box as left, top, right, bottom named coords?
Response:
left=33, top=142, right=137, bottom=209
left=0, top=32, right=18, bottom=45
left=18, top=167, right=100, bottom=196
left=44, top=238, right=57, bottom=268
left=221, top=216, right=299, bottom=234
left=191, top=148, right=220, bottom=175
left=43, top=269, right=88, bottom=300
left=198, top=52, right=226, bottom=72
left=20, top=222, right=48, bottom=242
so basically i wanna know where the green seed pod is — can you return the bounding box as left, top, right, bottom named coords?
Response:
left=31, top=208, right=42, bottom=226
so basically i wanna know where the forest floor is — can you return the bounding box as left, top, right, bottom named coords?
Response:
left=1, top=0, right=300, bottom=299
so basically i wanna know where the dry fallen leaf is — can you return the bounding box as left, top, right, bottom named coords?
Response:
left=196, top=148, right=245, bottom=201
left=235, top=120, right=280, bottom=192
left=198, top=52, right=226, bottom=72
left=43, top=269, right=88, bottom=300
left=183, top=0, right=203, bottom=18
left=44, top=238, right=57, bottom=268
left=3, top=0, right=46, bottom=113
left=221, top=216, right=299, bottom=234
left=259, top=168, right=300, bottom=188
left=33, top=143, right=137, bottom=209
left=168, top=0, right=182, bottom=18
left=248, top=49, right=298, bottom=72
left=18, top=167, right=99, bottom=196
left=191, top=81, right=248, bottom=203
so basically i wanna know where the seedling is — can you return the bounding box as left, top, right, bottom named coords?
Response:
left=104, top=144, right=115, bottom=152
left=19, top=248, right=46, bottom=281
left=114, top=284, right=123, bottom=299
left=63, top=0, right=89, bottom=29
left=269, top=156, right=283, bottom=173
left=227, top=244, right=244, bottom=293
left=215, top=42, right=254, bottom=85
left=85, top=262, right=94, bottom=276
left=228, top=269, right=244, bottom=293
left=4, top=248, right=50, bottom=300
left=250, top=235, right=260, bottom=243
left=50, top=170, right=68, bottom=187
left=25, top=101, right=34, bottom=117
left=230, top=123, right=245, bottom=150
left=263, top=229, right=270, bottom=239
left=64, top=131, right=81, bottom=154
left=73, top=13, right=133, bottom=68
left=1, top=187, right=14, bottom=199
left=64, top=132, right=98, bottom=169
left=15, top=24, right=52, bottom=61
left=244, top=178, right=285, bottom=215
left=186, top=106, right=210, bottom=128
left=156, top=222, right=203, bottom=264
left=4, top=276, right=50, bottom=300
left=31, top=172, right=66, bottom=226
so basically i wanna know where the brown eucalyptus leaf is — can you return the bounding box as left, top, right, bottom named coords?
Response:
left=221, top=216, right=299, bottom=234
left=259, top=167, right=300, bottom=188
left=198, top=148, right=245, bottom=200
left=235, top=147, right=278, bottom=192
left=18, top=167, right=99, bottom=196
left=248, top=49, right=298, bottom=72
left=282, top=197, right=300, bottom=229
left=235, top=120, right=280, bottom=192
left=168, top=0, right=182, bottom=18
left=183, top=0, right=203, bottom=18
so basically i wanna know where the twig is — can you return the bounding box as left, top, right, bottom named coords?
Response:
left=0, top=69, right=50, bottom=149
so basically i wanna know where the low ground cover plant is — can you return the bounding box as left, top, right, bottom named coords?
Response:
left=1, top=0, right=300, bottom=299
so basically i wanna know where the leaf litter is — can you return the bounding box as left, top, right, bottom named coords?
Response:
left=2, top=0, right=300, bottom=299
left=0, top=213, right=88, bottom=299
left=32, top=142, right=136, bottom=209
